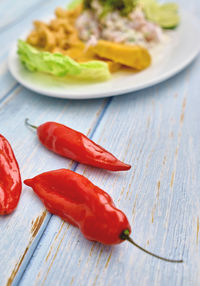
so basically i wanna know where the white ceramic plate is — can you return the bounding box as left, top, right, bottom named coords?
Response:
left=8, top=10, right=200, bottom=99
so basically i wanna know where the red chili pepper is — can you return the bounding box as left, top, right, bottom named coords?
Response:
left=24, top=169, right=182, bottom=263
left=0, top=134, right=22, bottom=215
left=25, top=119, right=131, bottom=171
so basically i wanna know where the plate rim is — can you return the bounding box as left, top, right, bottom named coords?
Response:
left=8, top=9, right=200, bottom=100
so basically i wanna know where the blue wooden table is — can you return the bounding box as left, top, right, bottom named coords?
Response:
left=0, top=1, right=200, bottom=285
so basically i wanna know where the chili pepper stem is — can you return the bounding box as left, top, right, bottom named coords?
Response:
left=120, top=230, right=183, bottom=263
left=25, top=118, right=38, bottom=130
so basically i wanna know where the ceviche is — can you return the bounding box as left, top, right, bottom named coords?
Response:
left=18, top=0, right=179, bottom=81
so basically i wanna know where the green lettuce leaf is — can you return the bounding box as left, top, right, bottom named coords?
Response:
left=77, top=61, right=111, bottom=80
left=17, top=40, right=110, bottom=81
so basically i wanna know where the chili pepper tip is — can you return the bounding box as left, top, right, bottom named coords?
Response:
left=24, top=179, right=33, bottom=187
left=120, top=229, right=183, bottom=263
left=25, top=118, right=38, bottom=130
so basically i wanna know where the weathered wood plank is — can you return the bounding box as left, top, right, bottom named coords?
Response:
left=0, top=87, right=108, bottom=286
left=19, top=57, right=200, bottom=286
left=0, top=0, right=199, bottom=285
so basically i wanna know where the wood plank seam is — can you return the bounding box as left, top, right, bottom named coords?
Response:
left=9, top=97, right=113, bottom=286
left=0, top=83, right=19, bottom=106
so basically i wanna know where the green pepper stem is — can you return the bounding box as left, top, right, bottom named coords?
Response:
left=120, top=230, right=183, bottom=263
left=25, top=118, right=38, bottom=130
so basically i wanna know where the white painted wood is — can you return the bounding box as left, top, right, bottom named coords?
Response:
left=19, top=57, right=200, bottom=286
left=0, top=0, right=199, bottom=285
left=0, top=86, right=108, bottom=286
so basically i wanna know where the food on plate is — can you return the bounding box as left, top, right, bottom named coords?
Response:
left=24, top=168, right=183, bottom=262
left=17, top=0, right=179, bottom=81
left=92, top=40, right=151, bottom=69
left=25, top=118, right=131, bottom=171
left=76, top=0, right=179, bottom=47
left=18, top=40, right=110, bottom=80
left=141, top=0, right=180, bottom=28
left=27, top=5, right=83, bottom=53
left=0, top=135, right=22, bottom=215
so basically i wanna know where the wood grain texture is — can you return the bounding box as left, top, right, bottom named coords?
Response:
left=0, top=86, right=108, bottom=286
left=0, top=0, right=200, bottom=285
left=19, top=59, right=200, bottom=286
